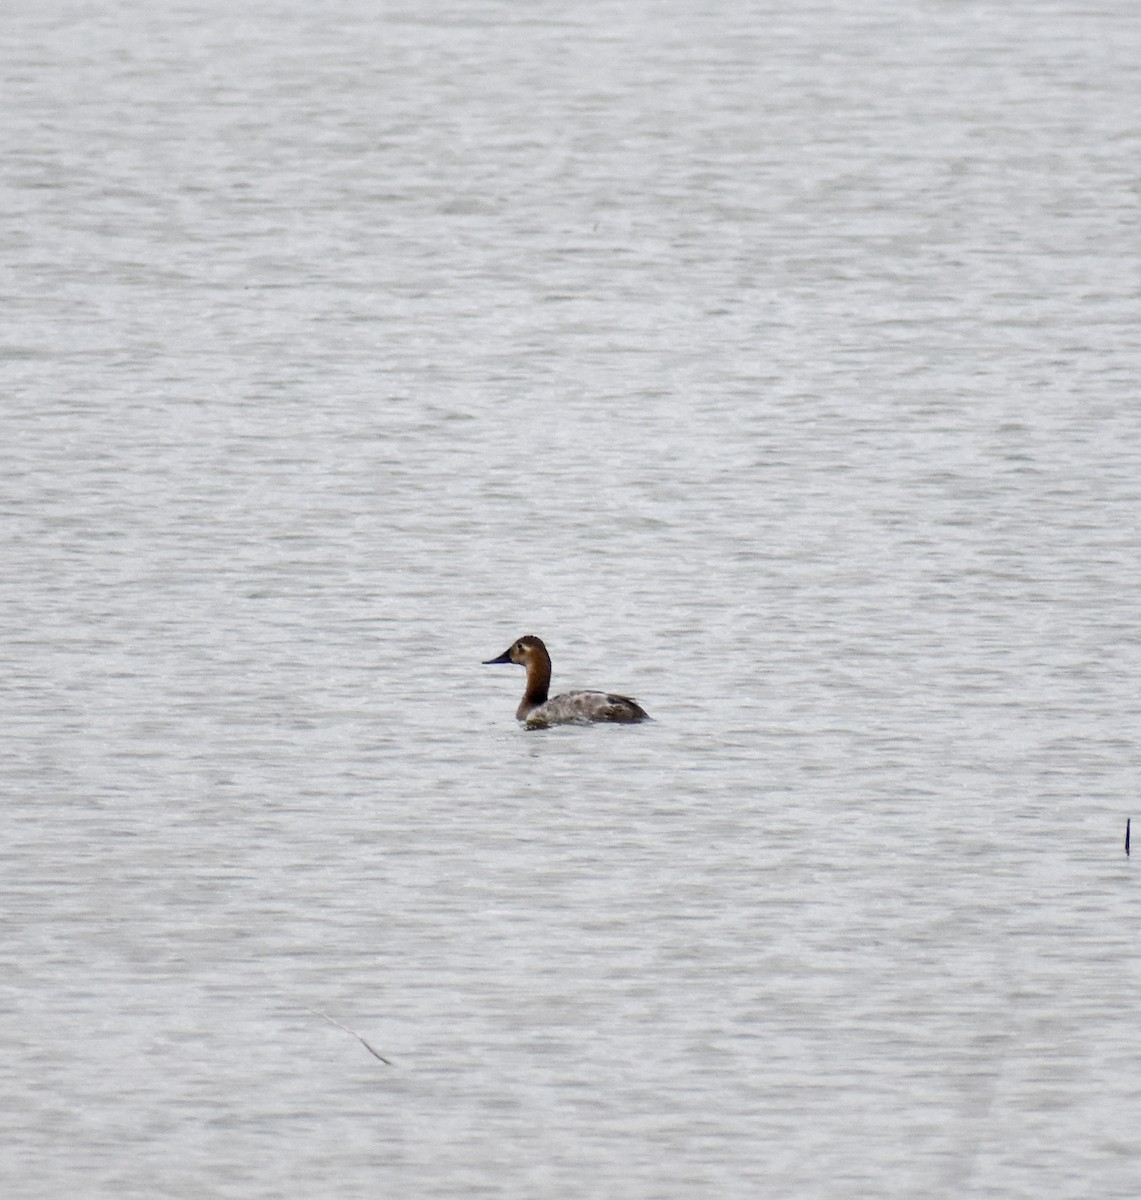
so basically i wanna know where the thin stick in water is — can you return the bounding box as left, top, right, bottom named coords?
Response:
left=305, top=1006, right=392, bottom=1066
left=1127, top=818, right=1131, bottom=857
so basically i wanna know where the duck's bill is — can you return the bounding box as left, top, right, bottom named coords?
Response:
left=482, top=649, right=514, bottom=664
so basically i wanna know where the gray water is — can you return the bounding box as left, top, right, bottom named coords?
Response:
left=3, top=1, right=1140, bottom=1196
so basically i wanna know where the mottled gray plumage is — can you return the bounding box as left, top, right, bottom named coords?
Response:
left=522, top=689, right=649, bottom=728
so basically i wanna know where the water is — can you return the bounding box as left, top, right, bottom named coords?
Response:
left=3, top=1, right=1140, bottom=1196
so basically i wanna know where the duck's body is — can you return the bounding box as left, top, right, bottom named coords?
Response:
left=523, top=689, right=650, bottom=729
left=483, top=635, right=650, bottom=728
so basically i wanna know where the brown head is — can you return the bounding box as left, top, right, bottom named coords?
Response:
left=482, top=635, right=549, bottom=668
left=483, top=635, right=552, bottom=715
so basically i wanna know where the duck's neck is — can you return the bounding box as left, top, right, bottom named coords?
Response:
left=516, top=647, right=552, bottom=719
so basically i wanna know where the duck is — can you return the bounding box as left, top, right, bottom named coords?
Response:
left=483, top=635, right=651, bottom=728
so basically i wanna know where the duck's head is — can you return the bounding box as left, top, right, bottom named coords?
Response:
left=483, top=634, right=548, bottom=667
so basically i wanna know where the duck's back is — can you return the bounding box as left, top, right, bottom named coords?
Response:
left=524, top=689, right=650, bottom=728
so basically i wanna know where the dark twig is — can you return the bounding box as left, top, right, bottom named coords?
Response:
left=305, top=1006, right=392, bottom=1066
left=1127, top=818, right=1131, bottom=857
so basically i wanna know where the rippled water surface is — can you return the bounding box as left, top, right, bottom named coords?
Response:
left=4, top=2, right=1141, bottom=1196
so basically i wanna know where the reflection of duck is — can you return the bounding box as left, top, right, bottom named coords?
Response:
left=483, top=635, right=651, bottom=728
